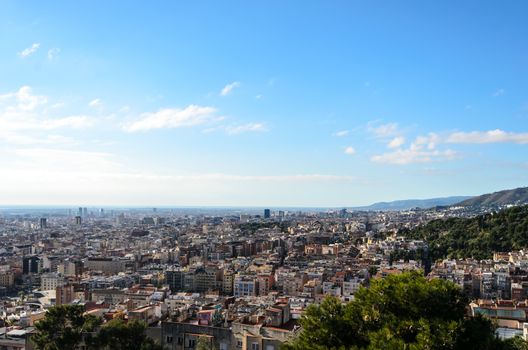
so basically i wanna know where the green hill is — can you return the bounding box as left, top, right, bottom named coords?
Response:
left=402, top=205, right=528, bottom=260
left=456, top=187, right=528, bottom=208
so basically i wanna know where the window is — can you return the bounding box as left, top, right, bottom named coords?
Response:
left=266, top=346, right=275, bottom=350
left=220, top=343, right=228, bottom=350
left=166, top=335, right=173, bottom=343
left=252, top=343, right=260, bottom=350
left=178, top=337, right=183, bottom=345
left=237, top=340, right=243, bottom=348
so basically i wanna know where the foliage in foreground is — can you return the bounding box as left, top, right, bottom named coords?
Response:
left=32, top=305, right=163, bottom=350
left=282, top=272, right=525, bottom=350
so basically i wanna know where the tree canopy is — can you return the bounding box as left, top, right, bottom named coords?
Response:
left=32, top=305, right=163, bottom=350
left=402, top=205, right=528, bottom=260
left=283, top=272, right=523, bottom=350
left=32, top=305, right=101, bottom=350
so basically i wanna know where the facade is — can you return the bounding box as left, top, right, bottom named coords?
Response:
left=83, top=257, right=130, bottom=274
left=0, top=269, right=14, bottom=288
left=234, top=275, right=258, bottom=297
left=40, top=273, right=65, bottom=291
left=166, top=269, right=185, bottom=292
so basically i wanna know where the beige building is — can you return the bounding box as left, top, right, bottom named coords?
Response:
left=0, top=269, right=15, bottom=288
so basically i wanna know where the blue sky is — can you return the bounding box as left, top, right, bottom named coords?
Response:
left=1, top=1, right=527, bottom=206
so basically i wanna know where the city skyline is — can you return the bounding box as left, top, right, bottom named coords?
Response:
left=1, top=1, right=528, bottom=206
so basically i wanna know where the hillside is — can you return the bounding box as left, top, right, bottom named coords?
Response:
left=353, top=196, right=471, bottom=211
left=456, top=186, right=528, bottom=207
left=402, top=205, right=528, bottom=260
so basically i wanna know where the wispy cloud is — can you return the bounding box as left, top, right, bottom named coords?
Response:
left=493, top=88, right=505, bottom=97
left=41, top=116, right=94, bottom=130
left=333, top=130, right=349, bottom=137
left=225, top=123, right=267, bottom=135
left=0, top=86, right=95, bottom=145
left=371, top=148, right=457, bottom=165
left=344, top=146, right=356, bottom=155
left=0, top=85, right=47, bottom=111
left=368, top=121, right=400, bottom=138
left=47, top=48, right=60, bottom=60
left=414, top=129, right=528, bottom=145
left=89, top=98, right=103, bottom=108
left=446, top=129, right=528, bottom=144
left=220, top=81, right=241, bottom=96
left=388, top=136, right=405, bottom=149
left=124, top=105, right=220, bottom=132
left=18, top=43, right=40, bottom=58
left=372, top=128, right=528, bottom=165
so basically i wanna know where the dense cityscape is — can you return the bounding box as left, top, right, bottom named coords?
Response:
left=0, top=193, right=527, bottom=349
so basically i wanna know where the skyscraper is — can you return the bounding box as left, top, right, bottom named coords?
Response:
left=264, top=209, right=271, bottom=219
left=39, top=218, right=47, bottom=229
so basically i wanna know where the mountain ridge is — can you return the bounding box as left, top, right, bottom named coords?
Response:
left=352, top=196, right=472, bottom=211
left=455, top=187, right=528, bottom=207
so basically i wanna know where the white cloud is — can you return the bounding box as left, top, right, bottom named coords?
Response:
left=334, top=130, right=349, bottom=137
left=445, top=129, right=528, bottom=144
left=10, top=148, right=120, bottom=174
left=255, top=94, right=263, bottom=100
left=89, top=98, right=102, bottom=108
left=225, top=123, right=267, bottom=135
left=220, top=81, right=241, bottom=96
left=0, top=87, right=94, bottom=130
left=41, top=115, right=95, bottom=129
left=18, top=43, right=40, bottom=58
left=371, top=148, right=457, bottom=165
left=368, top=122, right=400, bottom=138
left=47, top=48, right=60, bottom=60
left=0, top=86, right=95, bottom=145
left=1, top=86, right=47, bottom=111
left=493, top=89, right=505, bottom=97
left=371, top=128, right=528, bottom=165
left=344, top=146, right=356, bottom=155
left=0, top=131, right=75, bottom=146
left=124, top=105, right=219, bottom=132
left=388, top=136, right=405, bottom=149
left=414, top=133, right=440, bottom=150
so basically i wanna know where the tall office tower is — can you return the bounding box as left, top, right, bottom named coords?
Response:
left=75, top=216, right=82, bottom=225
left=99, top=208, right=104, bottom=217
left=23, top=256, right=40, bottom=274
left=264, top=209, right=271, bottom=218
left=83, top=207, right=88, bottom=217
left=39, top=218, right=47, bottom=229
left=78, top=207, right=83, bottom=217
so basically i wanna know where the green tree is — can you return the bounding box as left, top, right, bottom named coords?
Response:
left=403, top=205, right=528, bottom=260
left=282, top=272, right=516, bottom=350
left=93, top=318, right=163, bottom=350
left=32, top=306, right=163, bottom=350
left=503, top=336, right=528, bottom=350
left=32, top=305, right=101, bottom=350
